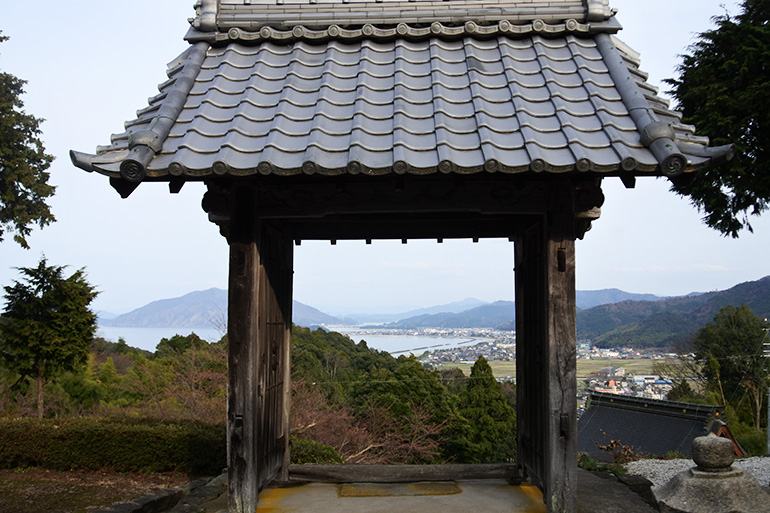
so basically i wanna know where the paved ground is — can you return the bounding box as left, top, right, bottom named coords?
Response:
left=189, top=469, right=656, bottom=513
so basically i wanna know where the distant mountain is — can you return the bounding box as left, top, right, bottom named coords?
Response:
left=576, top=289, right=667, bottom=310
left=578, top=276, right=770, bottom=348
left=382, top=300, right=515, bottom=329
left=348, top=297, right=489, bottom=324
left=380, top=290, right=668, bottom=330
left=96, top=310, right=120, bottom=321
left=293, top=301, right=351, bottom=327
left=101, top=288, right=344, bottom=328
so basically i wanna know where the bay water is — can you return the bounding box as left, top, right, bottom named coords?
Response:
left=97, top=325, right=484, bottom=355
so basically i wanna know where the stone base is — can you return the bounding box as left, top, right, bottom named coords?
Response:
left=654, top=467, right=770, bottom=513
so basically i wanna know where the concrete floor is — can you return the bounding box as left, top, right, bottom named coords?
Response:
left=195, top=470, right=659, bottom=513
left=252, top=480, right=547, bottom=513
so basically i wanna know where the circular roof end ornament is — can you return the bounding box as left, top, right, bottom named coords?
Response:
left=120, top=145, right=154, bottom=183
left=621, top=156, right=637, bottom=171
left=347, top=161, right=362, bottom=174
left=393, top=160, right=408, bottom=174
left=302, top=161, right=317, bottom=175
left=228, top=28, right=242, bottom=41
left=438, top=160, right=454, bottom=174
left=257, top=161, right=274, bottom=175
left=661, top=153, right=687, bottom=177
left=168, top=162, right=184, bottom=176
left=120, top=160, right=146, bottom=183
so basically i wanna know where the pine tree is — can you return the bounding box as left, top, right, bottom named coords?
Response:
left=0, top=33, right=55, bottom=247
left=458, top=355, right=517, bottom=463
left=0, top=257, right=98, bottom=417
left=666, top=0, right=770, bottom=236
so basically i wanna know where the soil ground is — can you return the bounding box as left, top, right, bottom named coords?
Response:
left=0, top=468, right=191, bottom=513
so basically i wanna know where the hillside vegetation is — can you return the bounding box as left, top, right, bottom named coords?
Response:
left=578, top=276, right=770, bottom=348
left=1, top=327, right=518, bottom=469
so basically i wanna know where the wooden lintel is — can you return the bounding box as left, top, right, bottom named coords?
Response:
left=288, top=214, right=537, bottom=241
left=249, top=175, right=551, bottom=219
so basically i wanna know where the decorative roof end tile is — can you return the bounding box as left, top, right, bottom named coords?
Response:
left=586, top=0, right=614, bottom=22
left=193, top=0, right=218, bottom=32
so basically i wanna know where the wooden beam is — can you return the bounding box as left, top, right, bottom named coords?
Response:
left=226, top=187, right=294, bottom=513
left=288, top=214, right=535, bottom=241
left=288, top=464, right=523, bottom=484
left=514, top=180, right=577, bottom=513
left=226, top=185, right=260, bottom=513
left=242, top=175, right=551, bottom=219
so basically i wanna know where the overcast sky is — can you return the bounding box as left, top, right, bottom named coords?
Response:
left=1, top=0, right=765, bottom=316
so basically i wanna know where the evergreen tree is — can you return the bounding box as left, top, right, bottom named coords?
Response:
left=666, top=0, right=770, bottom=236
left=155, top=333, right=206, bottom=358
left=458, top=355, right=517, bottom=463
left=0, top=257, right=98, bottom=417
left=0, top=33, right=55, bottom=247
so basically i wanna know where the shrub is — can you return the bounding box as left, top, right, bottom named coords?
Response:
left=290, top=436, right=343, bottom=464
left=0, top=417, right=225, bottom=475
left=730, top=423, right=768, bottom=457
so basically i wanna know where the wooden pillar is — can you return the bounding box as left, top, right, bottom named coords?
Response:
left=515, top=182, right=577, bottom=513
left=226, top=186, right=293, bottom=513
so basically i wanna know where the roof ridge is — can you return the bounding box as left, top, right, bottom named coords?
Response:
left=187, top=0, right=620, bottom=43
left=188, top=18, right=621, bottom=45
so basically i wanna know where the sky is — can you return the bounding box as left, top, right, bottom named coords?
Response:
left=1, top=0, right=766, bottom=317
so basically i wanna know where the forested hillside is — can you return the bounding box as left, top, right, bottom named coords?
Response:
left=383, top=301, right=515, bottom=329
left=291, top=326, right=516, bottom=463
left=578, top=276, right=770, bottom=348
left=0, top=328, right=517, bottom=465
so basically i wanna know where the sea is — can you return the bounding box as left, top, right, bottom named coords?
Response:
left=97, top=325, right=486, bottom=355
left=96, top=326, right=224, bottom=353
left=341, top=332, right=488, bottom=355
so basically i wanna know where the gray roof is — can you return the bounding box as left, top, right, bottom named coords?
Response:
left=71, top=0, right=734, bottom=185
left=578, top=392, right=730, bottom=460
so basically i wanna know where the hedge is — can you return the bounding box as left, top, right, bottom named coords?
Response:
left=0, top=417, right=226, bottom=475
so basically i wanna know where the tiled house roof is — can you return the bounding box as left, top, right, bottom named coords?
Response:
left=71, top=0, right=734, bottom=185
left=577, top=392, right=742, bottom=460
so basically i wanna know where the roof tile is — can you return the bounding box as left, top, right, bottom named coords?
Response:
left=76, top=31, right=731, bottom=179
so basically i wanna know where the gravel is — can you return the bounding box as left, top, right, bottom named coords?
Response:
left=625, top=457, right=770, bottom=488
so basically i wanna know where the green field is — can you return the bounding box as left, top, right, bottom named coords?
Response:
left=435, top=357, right=682, bottom=380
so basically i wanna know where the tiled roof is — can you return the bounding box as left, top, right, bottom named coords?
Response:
left=71, top=1, right=734, bottom=184
left=578, top=392, right=726, bottom=460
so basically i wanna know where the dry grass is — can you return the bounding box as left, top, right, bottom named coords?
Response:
left=436, top=358, right=683, bottom=380
left=0, top=468, right=190, bottom=513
